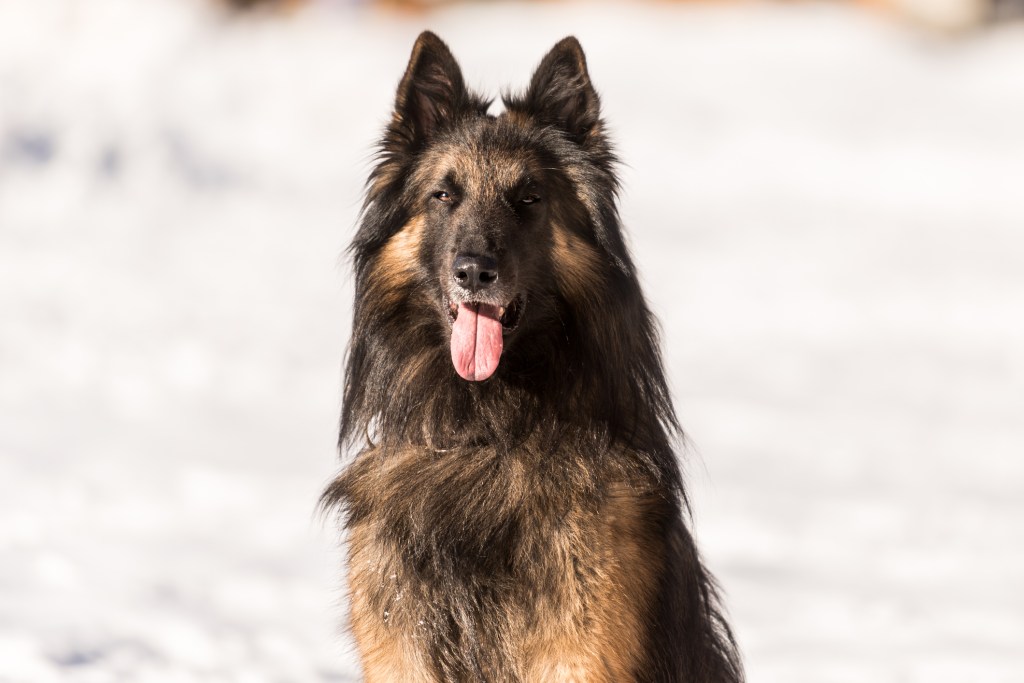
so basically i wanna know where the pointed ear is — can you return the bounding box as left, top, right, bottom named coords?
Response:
left=394, top=31, right=471, bottom=144
left=524, top=37, right=601, bottom=142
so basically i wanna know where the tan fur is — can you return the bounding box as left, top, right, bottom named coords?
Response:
left=366, top=216, right=425, bottom=308
left=348, top=522, right=434, bottom=683
left=502, top=109, right=535, bottom=127
left=346, top=448, right=434, bottom=682
left=552, top=223, right=605, bottom=299
left=523, top=481, right=663, bottom=682
left=411, top=143, right=532, bottom=203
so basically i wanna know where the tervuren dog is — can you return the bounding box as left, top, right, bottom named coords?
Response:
left=322, top=32, right=743, bottom=682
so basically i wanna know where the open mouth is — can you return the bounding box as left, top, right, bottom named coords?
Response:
left=446, top=295, right=525, bottom=382
left=447, top=294, right=525, bottom=332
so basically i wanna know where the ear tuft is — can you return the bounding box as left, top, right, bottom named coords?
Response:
left=523, top=36, right=601, bottom=142
left=394, top=31, right=471, bottom=144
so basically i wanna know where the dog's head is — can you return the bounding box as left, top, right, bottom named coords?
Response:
left=353, top=32, right=634, bottom=383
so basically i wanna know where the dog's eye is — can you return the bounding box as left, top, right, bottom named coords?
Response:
left=519, top=194, right=541, bottom=205
left=433, top=191, right=452, bottom=202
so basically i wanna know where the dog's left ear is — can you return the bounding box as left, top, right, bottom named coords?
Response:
left=524, top=37, right=601, bottom=143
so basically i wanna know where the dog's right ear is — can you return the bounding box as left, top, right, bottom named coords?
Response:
left=393, top=32, right=470, bottom=146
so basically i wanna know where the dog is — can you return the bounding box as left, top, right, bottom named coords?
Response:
left=321, top=32, right=743, bottom=682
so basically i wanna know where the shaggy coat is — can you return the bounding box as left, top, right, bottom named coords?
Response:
left=322, top=32, right=743, bottom=683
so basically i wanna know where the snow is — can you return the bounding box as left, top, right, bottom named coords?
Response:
left=2, top=0, right=1023, bottom=680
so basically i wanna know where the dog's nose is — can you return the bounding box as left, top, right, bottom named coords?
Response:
left=452, top=255, right=498, bottom=293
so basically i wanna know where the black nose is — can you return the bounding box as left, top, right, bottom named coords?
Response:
left=452, top=255, right=498, bottom=293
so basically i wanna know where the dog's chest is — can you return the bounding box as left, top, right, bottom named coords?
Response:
left=343, top=445, right=660, bottom=680
left=351, top=445, right=600, bottom=577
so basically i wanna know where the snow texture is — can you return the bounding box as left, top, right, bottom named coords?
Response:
left=1, top=0, right=1023, bottom=681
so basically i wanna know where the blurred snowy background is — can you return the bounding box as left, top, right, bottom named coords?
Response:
left=2, top=0, right=1023, bottom=681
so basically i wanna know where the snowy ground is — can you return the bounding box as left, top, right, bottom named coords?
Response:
left=2, top=0, right=1023, bottom=681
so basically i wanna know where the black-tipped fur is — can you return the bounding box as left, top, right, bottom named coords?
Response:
left=323, top=32, right=743, bottom=682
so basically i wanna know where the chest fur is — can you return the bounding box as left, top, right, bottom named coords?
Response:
left=341, top=446, right=667, bottom=681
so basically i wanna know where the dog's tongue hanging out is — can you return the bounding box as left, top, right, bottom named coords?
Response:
left=450, top=302, right=503, bottom=381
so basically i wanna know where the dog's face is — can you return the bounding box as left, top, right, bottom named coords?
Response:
left=359, top=33, right=627, bottom=383
left=412, top=122, right=555, bottom=381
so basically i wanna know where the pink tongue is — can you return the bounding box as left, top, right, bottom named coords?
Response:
left=450, top=302, right=504, bottom=381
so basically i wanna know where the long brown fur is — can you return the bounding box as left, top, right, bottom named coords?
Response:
left=323, top=32, right=744, bottom=682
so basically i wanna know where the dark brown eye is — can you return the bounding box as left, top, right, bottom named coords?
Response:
left=433, top=191, right=452, bottom=202
left=520, top=194, right=540, bottom=205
